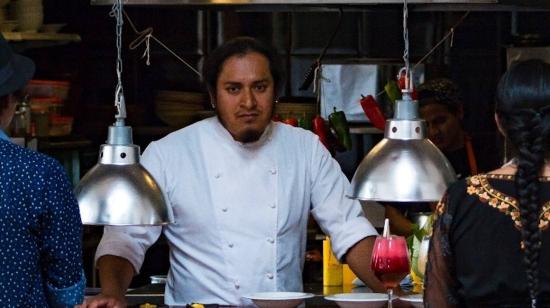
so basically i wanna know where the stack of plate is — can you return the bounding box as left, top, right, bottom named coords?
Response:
left=13, top=0, right=43, bottom=32
left=155, top=90, right=205, bottom=128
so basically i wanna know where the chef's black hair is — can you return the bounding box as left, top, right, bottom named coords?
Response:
left=495, top=59, right=550, bottom=307
left=202, top=36, right=283, bottom=101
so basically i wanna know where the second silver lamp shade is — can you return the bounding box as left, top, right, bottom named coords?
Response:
left=75, top=0, right=172, bottom=226
left=75, top=125, right=173, bottom=225
left=349, top=92, right=457, bottom=202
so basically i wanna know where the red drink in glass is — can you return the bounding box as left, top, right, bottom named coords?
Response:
left=371, top=235, right=410, bottom=307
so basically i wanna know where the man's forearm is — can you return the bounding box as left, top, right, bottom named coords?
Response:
left=344, top=236, right=386, bottom=293
left=97, top=255, right=136, bottom=297
left=385, top=205, right=414, bottom=237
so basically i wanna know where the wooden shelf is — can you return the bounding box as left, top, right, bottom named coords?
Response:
left=2, top=32, right=81, bottom=42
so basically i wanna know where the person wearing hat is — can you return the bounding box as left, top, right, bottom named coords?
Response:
left=385, top=78, right=500, bottom=236
left=0, top=34, right=34, bottom=140
left=0, top=34, right=85, bottom=306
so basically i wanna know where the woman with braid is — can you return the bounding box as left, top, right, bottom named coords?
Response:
left=424, top=59, right=550, bottom=307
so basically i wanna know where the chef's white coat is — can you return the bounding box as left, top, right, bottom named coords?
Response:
left=95, top=117, right=377, bottom=306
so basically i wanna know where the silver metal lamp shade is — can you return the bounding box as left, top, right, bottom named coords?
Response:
left=349, top=93, right=456, bottom=202
left=75, top=0, right=172, bottom=225
left=75, top=125, right=173, bottom=225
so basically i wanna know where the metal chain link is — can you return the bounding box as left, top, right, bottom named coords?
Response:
left=110, top=0, right=126, bottom=122
left=402, top=0, right=410, bottom=90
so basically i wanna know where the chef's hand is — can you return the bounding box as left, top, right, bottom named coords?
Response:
left=75, top=293, right=127, bottom=308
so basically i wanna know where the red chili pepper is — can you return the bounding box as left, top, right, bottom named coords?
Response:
left=360, top=95, right=386, bottom=131
left=312, top=115, right=330, bottom=150
left=398, top=69, right=418, bottom=99
left=283, top=117, right=298, bottom=127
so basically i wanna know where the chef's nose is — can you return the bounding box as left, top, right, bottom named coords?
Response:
left=241, top=88, right=257, bottom=109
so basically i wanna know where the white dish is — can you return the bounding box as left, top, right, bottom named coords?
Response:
left=243, top=292, right=314, bottom=308
left=324, top=293, right=391, bottom=308
left=399, top=294, right=423, bottom=308
left=39, top=23, right=66, bottom=33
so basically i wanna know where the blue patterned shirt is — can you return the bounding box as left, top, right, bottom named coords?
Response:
left=0, top=139, right=85, bottom=307
left=0, top=129, right=9, bottom=141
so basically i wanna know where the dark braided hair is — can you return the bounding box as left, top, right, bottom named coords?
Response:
left=495, top=59, right=550, bottom=307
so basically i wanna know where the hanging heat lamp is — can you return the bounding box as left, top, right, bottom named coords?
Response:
left=348, top=0, right=456, bottom=202
left=74, top=0, right=172, bottom=225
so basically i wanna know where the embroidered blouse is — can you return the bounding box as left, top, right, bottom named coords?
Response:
left=425, top=174, right=550, bottom=307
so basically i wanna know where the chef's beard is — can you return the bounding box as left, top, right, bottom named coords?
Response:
left=215, top=114, right=266, bottom=144
left=216, top=106, right=273, bottom=144
left=239, top=129, right=263, bottom=143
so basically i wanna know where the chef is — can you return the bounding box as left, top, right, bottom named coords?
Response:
left=79, top=36, right=384, bottom=308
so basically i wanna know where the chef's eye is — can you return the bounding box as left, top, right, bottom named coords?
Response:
left=226, top=86, right=240, bottom=94
left=254, top=84, right=267, bottom=92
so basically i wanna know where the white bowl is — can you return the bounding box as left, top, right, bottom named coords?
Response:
left=14, top=3, right=42, bottom=12
left=16, top=0, right=42, bottom=5
left=0, top=20, right=17, bottom=31
left=398, top=294, right=423, bottom=308
left=39, top=23, right=65, bottom=33
left=243, top=292, right=314, bottom=308
left=325, top=293, right=392, bottom=308
left=16, top=11, right=42, bottom=32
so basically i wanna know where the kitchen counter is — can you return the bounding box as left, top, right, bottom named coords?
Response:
left=122, top=283, right=341, bottom=307
left=118, top=283, right=418, bottom=307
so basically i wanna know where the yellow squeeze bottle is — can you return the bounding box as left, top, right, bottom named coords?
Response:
left=323, top=237, right=343, bottom=286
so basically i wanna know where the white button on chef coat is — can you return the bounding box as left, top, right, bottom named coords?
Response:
left=96, top=117, right=377, bottom=307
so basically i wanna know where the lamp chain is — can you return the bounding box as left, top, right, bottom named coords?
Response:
left=402, top=0, right=410, bottom=91
left=111, top=0, right=126, bottom=124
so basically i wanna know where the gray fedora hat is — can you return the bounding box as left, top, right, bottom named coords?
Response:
left=0, top=34, right=35, bottom=97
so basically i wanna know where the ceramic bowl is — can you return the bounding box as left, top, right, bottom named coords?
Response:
left=0, top=20, right=16, bottom=32
left=39, top=23, right=66, bottom=33
left=325, top=293, right=392, bottom=308
left=398, top=294, right=423, bottom=308
left=244, top=292, right=314, bottom=308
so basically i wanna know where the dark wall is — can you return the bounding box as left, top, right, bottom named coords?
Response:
left=17, top=2, right=550, bottom=287
left=26, top=4, right=536, bottom=149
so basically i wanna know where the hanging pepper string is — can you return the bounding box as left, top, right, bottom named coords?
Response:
left=413, top=11, right=470, bottom=71
left=118, top=8, right=468, bottom=95
left=122, top=9, right=201, bottom=77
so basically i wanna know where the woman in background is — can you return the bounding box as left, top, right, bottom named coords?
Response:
left=424, top=59, right=550, bottom=307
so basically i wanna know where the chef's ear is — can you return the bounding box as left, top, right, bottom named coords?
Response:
left=208, top=92, right=216, bottom=109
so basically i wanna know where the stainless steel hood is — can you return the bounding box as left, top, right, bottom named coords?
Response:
left=89, top=0, right=550, bottom=12
left=91, top=0, right=497, bottom=5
